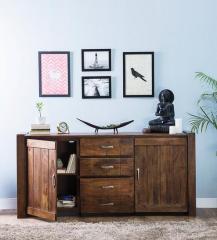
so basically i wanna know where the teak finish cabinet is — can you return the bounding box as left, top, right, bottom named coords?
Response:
left=17, top=132, right=196, bottom=221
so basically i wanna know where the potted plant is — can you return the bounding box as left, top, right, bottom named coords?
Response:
left=36, top=102, right=46, bottom=124
left=189, top=72, right=217, bottom=133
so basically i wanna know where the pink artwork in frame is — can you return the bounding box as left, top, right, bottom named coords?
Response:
left=39, top=52, right=70, bottom=96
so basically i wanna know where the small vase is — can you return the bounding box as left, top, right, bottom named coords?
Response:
left=38, top=116, right=46, bottom=124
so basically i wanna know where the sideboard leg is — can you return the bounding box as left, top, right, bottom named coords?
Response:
left=17, top=134, right=27, bottom=218
left=187, top=133, right=196, bottom=216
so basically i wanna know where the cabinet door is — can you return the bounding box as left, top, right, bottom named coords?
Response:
left=135, top=138, right=187, bottom=212
left=27, top=139, right=57, bottom=221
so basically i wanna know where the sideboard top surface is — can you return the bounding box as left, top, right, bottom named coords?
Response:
left=17, top=131, right=193, bottom=139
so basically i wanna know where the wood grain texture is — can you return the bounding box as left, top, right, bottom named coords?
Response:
left=17, top=133, right=195, bottom=219
left=80, top=138, right=134, bottom=157
left=80, top=158, right=133, bottom=177
left=27, top=148, right=34, bottom=208
left=187, top=133, right=196, bottom=216
left=135, top=142, right=187, bottom=213
left=17, top=134, right=27, bottom=218
left=27, top=207, right=56, bottom=221
left=27, top=140, right=57, bottom=221
left=27, top=139, right=56, bottom=149
left=48, top=149, right=57, bottom=214
left=135, top=138, right=186, bottom=146
left=80, top=178, right=134, bottom=213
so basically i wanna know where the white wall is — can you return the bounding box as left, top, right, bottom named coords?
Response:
left=0, top=0, right=217, bottom=198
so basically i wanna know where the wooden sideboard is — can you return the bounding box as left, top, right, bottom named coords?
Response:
left=17, top=132, right=196, bottom=221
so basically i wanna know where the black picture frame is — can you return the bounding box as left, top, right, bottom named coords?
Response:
left=81, top=49, right=111, bottom=71
left=123, top=52, right=154, bottom=97
left=38, top=51, right=70, bottom=97
left=82, top=76, right=111, bottom=99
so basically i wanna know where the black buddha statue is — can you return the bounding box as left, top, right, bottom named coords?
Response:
left=149, top=89, right=175, bottom=133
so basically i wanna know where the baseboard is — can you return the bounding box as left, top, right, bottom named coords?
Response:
left=0, top=198, right=17, bottom=210
left=0, top=198, right=216, bottom=210
left=196, top=198, right=217, bottom=208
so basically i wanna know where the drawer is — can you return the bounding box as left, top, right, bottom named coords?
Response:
left=135, top=137, right=187, bottom=146
left=80, top=178, right=134, bottom=213
left=80, top=158, right=134, bottom=177
left=80, top=196, right=134, bottom=213
left=80, top=138, right=134, bottom=157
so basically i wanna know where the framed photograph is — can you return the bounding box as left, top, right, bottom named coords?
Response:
left=82, top=76, right=111, bottom=99
left=39, top=51, right=70, bottom=97
left=123, top=52, right=154, bottom=97
left=81, top=49, right=111, bottom=71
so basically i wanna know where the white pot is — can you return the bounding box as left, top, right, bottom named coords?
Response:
left=38, top=117, right=46, bottom=124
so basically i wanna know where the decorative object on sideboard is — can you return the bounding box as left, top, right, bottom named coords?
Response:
left=82, top=76, right=111, bottom=99
left=36, top=102, right=46, bottom=124
left=57, top=158, right=64, bottom=169
left=57, top=122, right=70, bottom=134
left=148, top=89, right=175, bottom=133
left=168, top=119, right=183, bottom=134
left=30, top=123, right=50, bottom=135
left=38, top=51, right=70, bottom=97
left=77, top=118, right=134, bottom=134
left=188, top=72, right=217, bottom=133
left=123, top=52, right=154, bottom=97
left=81, top=49, right=111, bottom=71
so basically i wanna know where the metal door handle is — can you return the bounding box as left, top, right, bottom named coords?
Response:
left=101, top=185, right=114, bottom=189
left=100, top=202, right=114, bottom=206
left=52, top=174, right=56, bottom=189
left=101, top=145, right=114, bottom=149
left=136, top=168, right=140, bottom=182
left=101, top=165, right=114, bottom=169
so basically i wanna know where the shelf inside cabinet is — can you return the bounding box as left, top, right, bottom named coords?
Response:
left=57, top=173, right=76, bottom=176
left=57, top=206, right=79, bottom=217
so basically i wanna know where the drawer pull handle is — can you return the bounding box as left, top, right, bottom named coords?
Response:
left=101, top=185, right=114, bottom=189
left=136, top=168, right=140, bottom=182
left=100, top=202, right=114, bottom=206
left=101, top=165, right=114, bottom=169
left=52, top=174, right=56, bottom=189
left=101, top=145, right=114, bottom=149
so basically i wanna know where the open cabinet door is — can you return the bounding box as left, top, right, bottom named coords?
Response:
left=27, top=139, right=57, bottom=221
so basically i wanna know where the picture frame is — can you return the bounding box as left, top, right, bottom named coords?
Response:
left=38, top=51, right=70, bottom=97
left=81, top=49, right=111, bottom=71
left=82, top=76, right=111, bottom=99
left=123, top=52, right=154, bottom=97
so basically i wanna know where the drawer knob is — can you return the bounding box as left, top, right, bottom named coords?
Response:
left=100, top=165, right=114, bottom=169
left=101, top=145, right=114, bottom=149
left=101, top=185, right=114, bottom=189
left=100, top=202, right=114, bottom=206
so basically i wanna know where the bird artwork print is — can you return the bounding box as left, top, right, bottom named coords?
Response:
left=131, top=68, right=147, bottom=82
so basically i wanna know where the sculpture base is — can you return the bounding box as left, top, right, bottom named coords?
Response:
left=149, top=125, right=172, bottom=133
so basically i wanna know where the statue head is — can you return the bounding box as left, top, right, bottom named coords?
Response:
left=159, top=89, right=174, bottom=103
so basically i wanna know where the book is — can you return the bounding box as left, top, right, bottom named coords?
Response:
left=57, top=168, right=66, bottom=174
left=31, top=124, right=50, bottom=130
left=30, top=130, right=50, bottom=135
left=66, top=157, right=73, bottom=173
left=57, top=195, right=76, bottom=208
left=66, top=154, right=76, bottom=173
left=57, top=201, right=75, bottom=208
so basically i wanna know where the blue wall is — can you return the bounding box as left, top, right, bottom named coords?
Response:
left=0, top=0, right=216, bottom=198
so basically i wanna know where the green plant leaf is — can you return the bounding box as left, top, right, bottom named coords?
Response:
left=195, top=72, right=217, bottom=90
left=188, top=72, right=217, bottom=133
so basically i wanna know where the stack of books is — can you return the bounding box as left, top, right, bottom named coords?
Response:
left=30, top=124, right=50, bottom=135
left=57, top=195, right=76, bottom=208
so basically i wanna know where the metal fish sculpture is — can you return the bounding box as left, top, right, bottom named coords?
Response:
left=77, top=118, right=134, bottom=134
